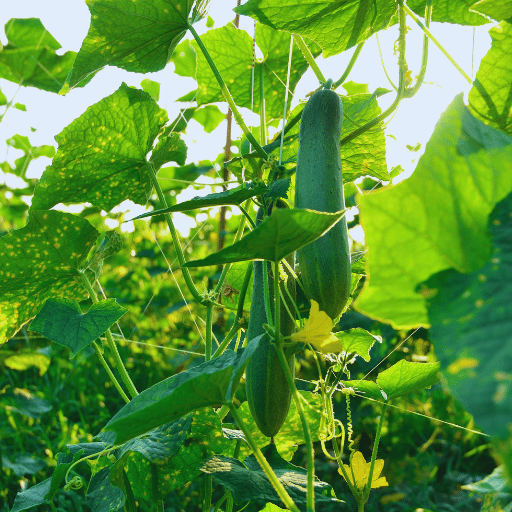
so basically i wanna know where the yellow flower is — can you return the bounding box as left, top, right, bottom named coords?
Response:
left=290, top=300, right=343, bottom=353
left=339, top=451, right=388, bottom=492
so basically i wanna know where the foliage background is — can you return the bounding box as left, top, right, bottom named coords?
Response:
left=0, top=1, right=508, bottom=511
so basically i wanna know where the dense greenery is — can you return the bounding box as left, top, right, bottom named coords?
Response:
left=1, top=1, right=511, bottom=512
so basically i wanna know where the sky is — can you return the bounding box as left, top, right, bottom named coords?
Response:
left=0, top=1, right=495, bottom=236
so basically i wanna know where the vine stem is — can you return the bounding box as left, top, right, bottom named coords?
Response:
left=80, top=272, right=138, bottom=399
left=212, top=261, right=253, bottom=359
left=340, top=0, right=408, bottom=148
left=204, top=304, right=213, bottom=362
left=400, top=0, right=472, bottom=85
left=273, top=263, right=315, bottom=512
left=332, top=42, right=365, bottom=90
left=228, top=403, right=301, bottom=512
left=363, top=403, right=388, bottom=502
left=213, top=199, right=251, bottom=299
left=187, top=23, right=268, bottom=160
left=92, top=341, right=130, bottom=404
left=403, top=0, right=432, bottom=98
left=145, top=162, right=205, bottom=304
left=294, top=35, right=325, bottom=84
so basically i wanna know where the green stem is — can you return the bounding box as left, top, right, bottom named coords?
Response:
left=214, top=199, right=250, bottom=298
left=375, top=33, right=397, bottom=91
left=335, top=440, right=359, bottom=501
left=295, top=35, right=325, bottom=84
left=340, top=1, right=408, bottom=148
left=363, top=403, right=388, bottom=502
left=275, top=342, right=315, bottom=512
left=228, top=403, right=301, bottom=512
left=404, top=0, right=432, bottom=98
left=188, top=22, right=268, bottom=160
left=226, top=492, right=234, bottom=512
left=272, top=263, right=314, bottom=512
left=80, top=272, right=138, bottom=399
left=263, top=260, right=274, bottom=328
left=205, top=304, right=213, bottom=362
left=333, top=42, right=365, bottom=90
left=259, top=64, right=267, bottom=145
left=0, top=85, right=21, bottom=123
left=49, top=502, right=58, bottom=512
left=400, top=0, right=471, bottom=85
left=239, top=204, right=256, bottom=229
left=204, top=474, right=213, bottom=512
left=157, top=500, right=164, bottom=512
left=145, top=162, right=205, bottom=304
left=92, top=341, right=130, bottom=404
left=212, top=261, right=253, bottom=359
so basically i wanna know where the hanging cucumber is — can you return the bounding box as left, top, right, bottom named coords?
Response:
left=295, top=88, right=351, bottom=321
left=245, top=203, right=296, bottom=438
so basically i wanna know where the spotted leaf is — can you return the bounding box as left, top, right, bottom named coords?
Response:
left=0, top=210, right=99, bottom=343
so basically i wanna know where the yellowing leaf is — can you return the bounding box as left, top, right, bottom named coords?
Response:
left=290, top=300, right=343, bottom=353
left=338, top=451, right=388, bottom=492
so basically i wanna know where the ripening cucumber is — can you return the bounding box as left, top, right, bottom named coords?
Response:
left=295, top=89, right=351, bottom=321
left=245, top=204, right=296, bottom=438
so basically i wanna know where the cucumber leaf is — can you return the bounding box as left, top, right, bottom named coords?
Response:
left=0, top=211, right=99, bottom=343
left=235, top=0, right=397, bottom=57
left=356, top=94, right=512, bottom=328
left=426, top=191, right=512, bottom=439
left=62, top=0, right=204, bottom=90
left=469, top=21, right=512, bottom=138
left=101, top=343, right=260, bottom=445
left=200, top=445, right=340, bottom=507
left=192, top=24, right=320, bottom=121
left=183, top=209, right=344, bottom=266
left=31, top=84, right=178, bottom=213
left=131, top=182, right=268, bottom=220
left=30, top=298, right=127, bottom=358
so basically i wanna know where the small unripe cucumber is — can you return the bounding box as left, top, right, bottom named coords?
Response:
left=245, top=205, right=296, bottom=438
left=295, top=89, right=351, bottom=320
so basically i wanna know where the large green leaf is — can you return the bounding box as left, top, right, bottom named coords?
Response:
left=183, top=208, right=344, bottom=267
left=425, top=191, right=512, bottom=439
left=469, top=21, right=512, bottom=138
left=335, top=328, right=382, bottom=362
left=407, top=0, right=488, bottom=25
left=132, top=182, right=268, bottom=219
left=192, top=24, right=320, bottom=120
left=86, top=468, right=125, bottom=512
left=101, top=343, right=260, bottom=445
left=63, top=0, right=204, bottom=90
left=235, top=0, right=397, bottom=57
left=376, top=360, right=440, bottom=400
left=11, top=450, right=85, bottom=511
left=30, top=298, right=127, bottom=358
left=31, top=84, right=181, bottom=212
left=471, top=0, right=512, bottom=21
left=110, top=408, right=234, bottom=502
left=0, top=18, right=94, bottom=93
left=356, top=94, right=512, bottom=328
left=0, top=211, right=99, bottom=343
left=201, top=445, right=340, bottom=508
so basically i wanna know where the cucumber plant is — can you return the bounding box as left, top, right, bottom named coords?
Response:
left=0, top=1, right=503, bottom=512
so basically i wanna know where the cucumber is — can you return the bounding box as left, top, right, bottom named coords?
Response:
left=245, top=204, right=296, bottom=438
left=295, top=89, right=351, bottom=321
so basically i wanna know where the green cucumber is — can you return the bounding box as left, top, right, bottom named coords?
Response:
left=245, top=204, right=296, bottom=438
left=295, top=89, right=351, bottom=321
